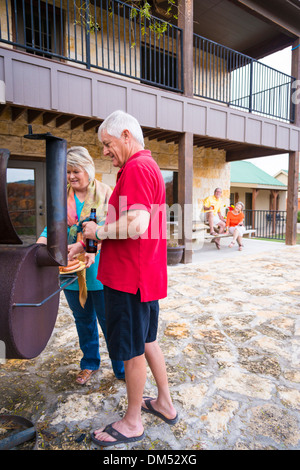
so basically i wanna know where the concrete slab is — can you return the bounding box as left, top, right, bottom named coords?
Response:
left=191, top=237, right=288, bottom=264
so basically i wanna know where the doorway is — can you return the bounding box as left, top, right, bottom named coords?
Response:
left=6, top=160, right=46, bottom=245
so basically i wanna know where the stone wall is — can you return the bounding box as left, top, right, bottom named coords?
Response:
left=1, top=109, right=230, bottom=216
left=193, top=146, right=230, bottom=219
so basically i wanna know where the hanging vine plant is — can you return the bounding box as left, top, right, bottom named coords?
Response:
left=74, top=0, right=178, bottom=38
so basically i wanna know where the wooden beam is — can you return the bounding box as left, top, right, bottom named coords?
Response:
left=178, top=0, right=193, bottom=97
left=227, top=146, right=284, bottom=161
left=27, top=109, right=43, bottom=123
left=43, top=112, right=60, bottom=125
left=286, top=151, right=299, bottom=244
left=252, top=188, right=259, bottom=229
left=157, top=132, right=177, bottom=142
left=143, top=129, right=180, bottom=143
left=0, top=104, right=7, bottom=116
left=165, top=136, right=180, bottom=144
left=84, top=120, right=101, bottom=132
left=11, top=106, right=25, bottom=121
left=270, top=189, right=279, bottom=233
left=70, top=119, right=83, bottom=130
left=56, top=115, right=73, bottom=127
left=70, top=117, right=90, bottom=130
left=242, top=33, right=294, bottom=60
left=286, top=37, right=300, bottom=245
left=178, top=132, right=193, bottom=263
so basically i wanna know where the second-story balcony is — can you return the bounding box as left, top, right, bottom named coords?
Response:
left=0, top=0, right=296, bottom=123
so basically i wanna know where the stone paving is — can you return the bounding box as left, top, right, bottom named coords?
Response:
left=0, top=241, right=300, bottom=450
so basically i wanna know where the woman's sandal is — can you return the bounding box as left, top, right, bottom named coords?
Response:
left=76, top=369, right=97, bottom=385
left=228, top=242, right=234, bottom=248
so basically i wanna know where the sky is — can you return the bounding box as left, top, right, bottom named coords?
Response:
left=244, top=46, right=293, bottom=176
left=7, top=168, right=34, bottom=183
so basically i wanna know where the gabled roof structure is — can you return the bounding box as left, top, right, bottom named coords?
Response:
left=230, top=161, right=287, bottom=188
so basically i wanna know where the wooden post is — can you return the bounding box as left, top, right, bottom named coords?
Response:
left=177, top=1, right=194, bottom=263
left=286, top=37, right=300, bottom=245
left=178, top=0, right=193, bottom=97
left=286, top=152, right=299, bottom=244
left=270, top=190, right=279, bottom=234
left=252, top=189, right=259, bottom=229
left=178, top=132, right=193, bottom=263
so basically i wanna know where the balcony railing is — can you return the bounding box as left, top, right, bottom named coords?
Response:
left=244, top=209, right=287, bottom=240
left=0, top=0, right=295, bottom=122
left=0, top=0, right=183, bottom=93
left=194, top=35, right=295, bottom=122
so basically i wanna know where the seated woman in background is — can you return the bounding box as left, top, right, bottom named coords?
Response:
left=37, top=146, right=124, bottom=385
left=226, top=202, right=245, bottom=251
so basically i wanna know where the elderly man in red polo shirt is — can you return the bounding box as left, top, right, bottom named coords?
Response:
left=83, top=110, right=177, bottom=447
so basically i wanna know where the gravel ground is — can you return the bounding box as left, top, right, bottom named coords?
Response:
left=0, top=242, right=300, bottom=451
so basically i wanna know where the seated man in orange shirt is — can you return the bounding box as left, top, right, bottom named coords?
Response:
left=226, top=201, right=245, bottom=251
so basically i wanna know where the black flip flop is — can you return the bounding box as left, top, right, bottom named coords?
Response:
left=91, top=423, right=144, bottom=447
left=141, top=397, right=179, bottom=425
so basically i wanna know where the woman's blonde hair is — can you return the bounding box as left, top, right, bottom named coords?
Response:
left=67, top=146, right=95, bottom=182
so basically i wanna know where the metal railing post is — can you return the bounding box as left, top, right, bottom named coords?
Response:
left=85, top=0, right=91, bottom=69
left=249, top=58, right=253, bottom=113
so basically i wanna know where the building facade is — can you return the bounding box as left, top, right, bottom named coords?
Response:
left=274, top=169, right=300, bottom=209
left=1, top=0, right=300, bottom=261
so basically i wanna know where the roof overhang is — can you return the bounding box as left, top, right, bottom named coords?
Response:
left=155, top=0, right=300, bottom=59
left=231, top=182, right=287, bottom=190
left=193, top=0, right=300, bottom=58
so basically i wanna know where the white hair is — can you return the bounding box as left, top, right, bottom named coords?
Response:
left=98, top=110, right=144, bottom=148
left=67, top=146, right=95, bottom=182
left=235, top=201, right=244, bottom=210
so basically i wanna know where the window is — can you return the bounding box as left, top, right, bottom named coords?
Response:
left=7, top=161, right=46, bottom=243
left=141, top=43, right=179, bottom=90
left=161, top=170, right=178, bottom=206
left=245, top=192, right=252, bottom=210
left=161, top=170, right=178, bottom=221
left=13, top=0, right=64, bottom=58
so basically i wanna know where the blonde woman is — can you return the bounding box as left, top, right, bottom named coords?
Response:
left=37, top=146, right=124, bottom=384
left=226, top=202, right=245, bottom=251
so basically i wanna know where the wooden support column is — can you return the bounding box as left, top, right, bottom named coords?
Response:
left=177, top=1, right=194, bottom=263
left=286, top=37, right=300, bottom=245
left=270, top=190, right=279, bottom=234
left=178, top=132, right=193, bottom=263
left=286, top=152, right=299, bottom=244
left=252, top=189, right=259, bottom=229
left=178, top=0, right=193, bottom=97
left=270, top=190, right=279, bottom=211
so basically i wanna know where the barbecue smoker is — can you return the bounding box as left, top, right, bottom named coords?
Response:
left=0, top=128, right=69, bottom=360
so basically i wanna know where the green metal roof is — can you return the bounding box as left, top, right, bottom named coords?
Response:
left=230, top=161, right=286, bottom=187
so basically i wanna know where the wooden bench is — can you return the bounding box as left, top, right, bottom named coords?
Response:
left=192, top=221, right=256, bottom=244
left=169, top=221, right=256, bottom=244
left=204, top=229, right=256, bottom=241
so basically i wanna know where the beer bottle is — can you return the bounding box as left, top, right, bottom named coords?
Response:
left=86, top=208, right=97, bottom=253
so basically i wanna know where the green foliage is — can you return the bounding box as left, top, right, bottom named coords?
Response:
left=75, top=0, right=178, bottom=39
